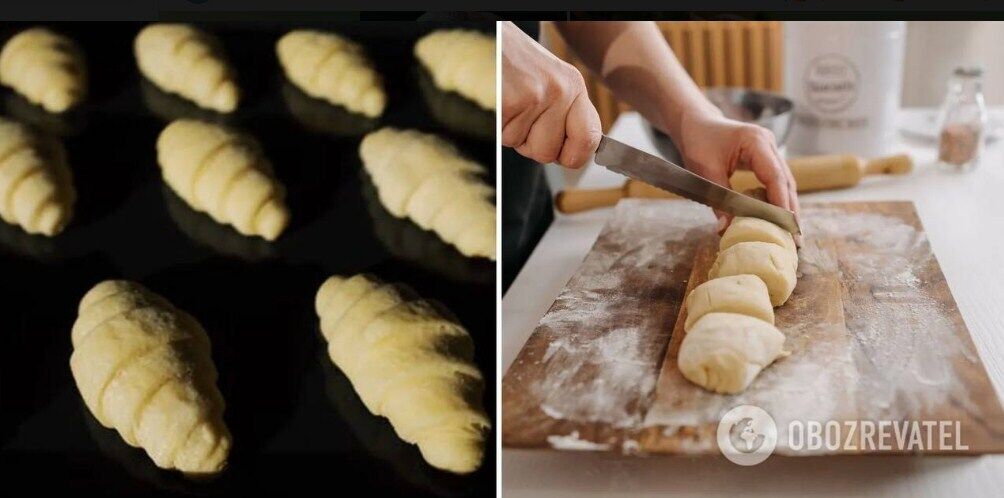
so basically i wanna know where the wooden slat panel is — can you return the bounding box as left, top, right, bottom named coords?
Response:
left=686, top=22, right=707, bottom=87
left=708, top=22, right=728, bottom=87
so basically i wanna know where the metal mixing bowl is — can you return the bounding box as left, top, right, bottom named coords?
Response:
left=644, top=87, right=794, bottom=163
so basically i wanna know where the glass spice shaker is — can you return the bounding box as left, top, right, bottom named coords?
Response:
left=937, top=66, right=987, bottom=171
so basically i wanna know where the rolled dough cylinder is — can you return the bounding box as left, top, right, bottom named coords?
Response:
left=720, top=216, right=797, bottom=269
left=684, top=275, right=774, bottom=331
left=709, top=241, right=797, bottom=306
left=678, top=312, right=787, bottom=394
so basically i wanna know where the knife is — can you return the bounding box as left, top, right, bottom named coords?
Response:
left=593, top=135, right=801, bottom=235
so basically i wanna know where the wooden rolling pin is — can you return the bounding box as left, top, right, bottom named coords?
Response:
left=555, top=153, right=912, bottom=214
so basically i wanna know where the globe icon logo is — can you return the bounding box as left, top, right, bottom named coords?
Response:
left=717, top=405, right=777, bottom=465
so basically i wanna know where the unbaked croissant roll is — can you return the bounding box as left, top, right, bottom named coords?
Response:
left=414, top=29, right=495, bottom=110
left=315, top=274, right=490, bottom=474
left=0, top=28, right=87, bottom=113
left=276, top=30, right=386, bottom=118
left=70, top=280, right=230, bottom=475
left=360, top=128, right=495, bottom=260
left=0, top=117, right=75, bottom=235
left=135, top=24, right=239, bottom=113
left=156, top=119, right=290, bottom=241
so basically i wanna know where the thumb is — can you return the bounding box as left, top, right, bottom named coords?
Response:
left=715, top=210, right=733, bottom=234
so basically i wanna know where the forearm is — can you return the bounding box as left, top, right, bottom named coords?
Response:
left=553, top=21, right=719, bottom=140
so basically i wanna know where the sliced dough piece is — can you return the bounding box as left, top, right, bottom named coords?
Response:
left=709, top=241, right=797, bottom=306
left=721, top=216, right=797, bottom=269
left=0, top=117, right=75, bottom=235
left=0, top=28, right=87, bottom=113
left=678, top=312, right=786, bottom=394
left=276, top=30, right=386, bottom=118
left=684, top=275, right=774, bottom=331
left=360, top=127, right=495, bottom=260
left=135, top=24, right=239, bottom=113
left=156, top=119, right=289, bottom=241
left=314, top=274, right=490, bottom=474
left=414, top=29, right=495, bottom=111
left=70, top=280, right=230, bottom=475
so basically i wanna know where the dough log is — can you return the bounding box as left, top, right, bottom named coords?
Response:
left=276, top=30, right=386, bottom=118
left=415, top=30, right=495, bottom=111
left=156, top=119, right=290, bottom=241
left=0, top=117, right=75, bottom=235
left=360, top=127, right=495, bottom=260
left=135, top=24, right=239, bottom=113
left=70, top=280, right=230, bottom=475
left=678, top=312, right=787, bottom=394
left=709, top=241, right=797, bottom=306
left=684, top=274, right=774, bottom=331
left=315, top=274, right=490, bottom=474
left=0, top=28, right=87, bottom=113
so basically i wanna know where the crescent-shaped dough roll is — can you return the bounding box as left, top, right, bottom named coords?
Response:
left=276, top=30, right=386, bottom=118
left=721, top=216, right=798, bottom=269
left=678, top=312, right=787, bottom=394
left=0, top=117, right=75, bottom=235
left=360, top=128, right=495, bottom=260
left=135, top=24, right=239, bottom=113
left=709, top=241, right=797, bottom=306
left=414, top=29, right=495, bottom=111
left=413, top=30, right=495, bottom=110
left=70, top=280, right=230, bottom=475
left=0, top=28, right=87, bottom=113
left=684, top=275, right=774, bottom=331
left=315, top=274, right=490, bottom=474
left=156, top=119, right=290, bottom=241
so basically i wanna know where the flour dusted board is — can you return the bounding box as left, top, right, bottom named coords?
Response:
left=501, top=199, right=1004, bottom=455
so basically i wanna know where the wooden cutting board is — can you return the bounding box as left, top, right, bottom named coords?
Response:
left=501, top=199, right=1004, bottom=455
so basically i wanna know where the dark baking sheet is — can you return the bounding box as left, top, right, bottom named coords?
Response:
left=0, top=21, right=496, bottom=496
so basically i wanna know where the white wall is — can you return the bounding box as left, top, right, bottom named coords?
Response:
left=903, top=21, right=1004, bottom=106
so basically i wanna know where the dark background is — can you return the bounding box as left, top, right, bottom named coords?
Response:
left=0, top=21, right=496, bottom=497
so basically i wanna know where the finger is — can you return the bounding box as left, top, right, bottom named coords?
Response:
left=517, top=96, right=573, bottom=165
left=501, top=108, right=540, bottom=149
left=767, top=139, right=801, bottom=219
left=747, top=139, right=792, bottom=212
left=714, top=210, right=733, bottom=234
left=557, top=93, right=602, bottom=168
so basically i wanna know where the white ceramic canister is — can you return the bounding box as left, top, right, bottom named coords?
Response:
left=784, top=21, right=906, bottom=157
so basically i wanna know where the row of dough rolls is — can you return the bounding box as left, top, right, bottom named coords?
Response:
left=677, top=216, right=798, bottom=394
left=70, top=274, right=489, bottom=477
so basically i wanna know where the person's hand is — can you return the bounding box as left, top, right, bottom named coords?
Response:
left=677, top=110, right=800, bottom=233
left=501, top=21, right=602, bottom=168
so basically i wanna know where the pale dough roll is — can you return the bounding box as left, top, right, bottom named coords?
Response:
left=414, top=29, right=495, bottom=110
left=709, top=241, right=797, bottom=306
left=0, top=117, right=75, bottom=235
left=0, top=28, right=87, bottom=113
left=315, top=274, right=490, bottom=474
left=70, top=280, right=230, bottom=475
left=721, top=216, right=798, bottom=269
left=135, top=24, right=239, bottom=113
left=678, top=312, right=787, bottom=394
left=684, top=275, right=774, bottom=331
left=360, top=127, right=495, bottom=260
left=276, top=30, right=386, bottom=118
left=156, top=119, right=290, bottom=241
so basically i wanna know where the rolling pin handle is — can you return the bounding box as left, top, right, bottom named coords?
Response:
left=555, top=186, right=626, bottom=214
left=864, top=154, right=913, bottom=176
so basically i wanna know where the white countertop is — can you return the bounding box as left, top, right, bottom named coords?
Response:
left=502, top=109, right=1004, bottom=498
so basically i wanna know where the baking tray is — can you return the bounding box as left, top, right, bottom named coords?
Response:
left=0, top=21, right=496, bottom=496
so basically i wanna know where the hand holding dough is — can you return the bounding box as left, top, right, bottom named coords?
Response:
left=0, top=28, right=86, bottom=113
left=710, top=241, right=797, bottom=306
left=684, top=275, right=774, bottom=331
left=415, top=29, right=495, bottom=110
left=721, top=216, right=797, bottom=269
left=0, top=117, right=75, bottom=235
left=276, top=30, right=386, bottom=118
left=135, top=24, right=239, bottom=113
left=157, top=119, right=290, bottom=241
left=70, top=280, right=230, bottom=475
left=678, top=312, right=787, bottom=394
left=315, top=274, right=490, bottom=474
left=360, top=127, right=495, bottom=260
